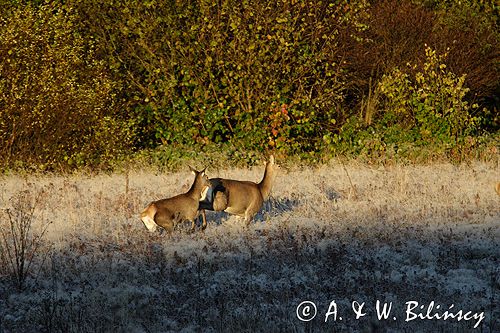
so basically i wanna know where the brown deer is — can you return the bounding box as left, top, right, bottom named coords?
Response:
left=140, top=167, right=211, bottom=233
left=199, top=155, right=280, bottom=226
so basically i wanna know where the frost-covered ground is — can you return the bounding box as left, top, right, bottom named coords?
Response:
left=0, top=161, right=499, bottom=332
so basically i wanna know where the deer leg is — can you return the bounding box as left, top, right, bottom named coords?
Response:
left=201, top=209, right=207, bottom=230
left=244, top=211, right=254, bottom=227
left=244, top=204, right=259, bottom=227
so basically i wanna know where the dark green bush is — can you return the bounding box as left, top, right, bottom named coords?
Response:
left=76, top=0, right=370, bottom=154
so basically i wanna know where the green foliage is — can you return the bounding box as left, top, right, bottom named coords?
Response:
left=0, top=2, right=131, bottom=170
left=80, top=0, right=370, bottom=154
left=333, top=45, right=492, bottom=163
left=0, top=0, right=498, bottom=171
left=377, top=46, right=479, bottom=143
left=417, top=0, right=499, bottom=27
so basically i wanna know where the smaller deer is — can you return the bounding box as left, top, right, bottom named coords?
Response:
left=140, top=167, right=210, bottom=233
left=199, top=155, right=280, bottom=226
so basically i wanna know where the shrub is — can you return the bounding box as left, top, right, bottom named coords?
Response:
left=377, top=46, right=479, bottom=143
left=0, top=2, right=130, bottom=170
left=0, top=0, right=498, bottom=170
left=344, top=0, right=499, bottom=130
left=0, top=188, right=50, bottom=290
left=76, top=0, right=370, bottom=154
left=431, top=1, right=499, bottom=130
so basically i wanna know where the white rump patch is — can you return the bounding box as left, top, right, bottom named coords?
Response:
left=200, top=186, right=213, bottom=202
left=141, top=215, right=158, bottom=232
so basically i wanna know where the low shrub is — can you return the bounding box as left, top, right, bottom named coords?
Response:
left=377, top=46, right=479, bottom=142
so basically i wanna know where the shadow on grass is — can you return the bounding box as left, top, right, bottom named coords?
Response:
left=0, top=208, right=498, bottom=333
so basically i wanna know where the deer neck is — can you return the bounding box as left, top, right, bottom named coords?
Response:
left=258, top=163, right=277, bottom=200
left=187, top=175, right=205, bottom=200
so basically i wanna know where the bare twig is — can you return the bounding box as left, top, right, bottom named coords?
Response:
left=0, top=190, right=51, bottom=290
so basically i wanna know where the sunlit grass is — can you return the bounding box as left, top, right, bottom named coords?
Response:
left=0, top=161, right=498, bottom=332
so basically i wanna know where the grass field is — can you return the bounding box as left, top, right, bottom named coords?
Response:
left=0, top=161, right=499, bottom=332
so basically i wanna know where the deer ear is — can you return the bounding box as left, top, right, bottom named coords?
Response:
left=201, top=167, right=207, bottom=176
left=269, top=155, right=275, bottom=164
left=188, top=165, right=196, bottom=174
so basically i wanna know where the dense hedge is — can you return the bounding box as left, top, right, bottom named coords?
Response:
left=0, top=0, right=498, bottom=170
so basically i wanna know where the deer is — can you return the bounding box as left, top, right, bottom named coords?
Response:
left=199, top=155, right=280, bottom=227
left=140, top=166, right=211, bottom=233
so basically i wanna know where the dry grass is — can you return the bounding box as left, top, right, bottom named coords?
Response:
left=0, top=161, right=499, bottom=332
